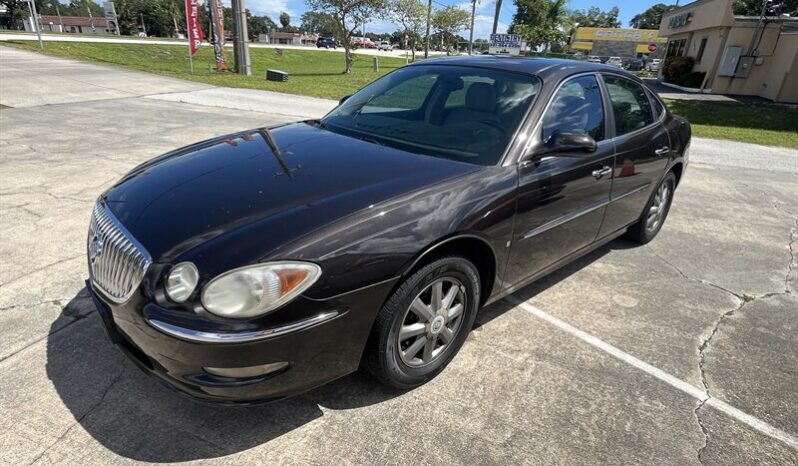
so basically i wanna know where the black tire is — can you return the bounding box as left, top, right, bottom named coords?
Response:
left=626, top=171, right=676, bottom=244
left=362, top=256, right=480, bottom=389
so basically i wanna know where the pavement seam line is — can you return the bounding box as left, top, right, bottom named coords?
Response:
left=25, top=364, right=126, bottom=465
left=504, top=296, right=798, bottom=452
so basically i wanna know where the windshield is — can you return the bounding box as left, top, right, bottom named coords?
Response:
left=321, top=65, right=541, bottom=166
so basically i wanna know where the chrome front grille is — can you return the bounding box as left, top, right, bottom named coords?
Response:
left=88, top=201, right=152, bottom=303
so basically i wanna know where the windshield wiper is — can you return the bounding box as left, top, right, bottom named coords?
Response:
left=354, top=134, right=385, bottom=146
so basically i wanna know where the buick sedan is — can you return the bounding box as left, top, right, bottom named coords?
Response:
left=86, top=56, right=690, bottom=403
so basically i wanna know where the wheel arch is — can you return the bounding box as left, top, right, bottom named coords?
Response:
left=399, top=233, right=498, bottom=307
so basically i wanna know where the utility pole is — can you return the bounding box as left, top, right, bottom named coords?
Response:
left=424, top=0, right=432, bottom=58
left=231, top=0, right=251, bottom=75
left=55, top=3, right=64, bottom=32
left=468, top=0, right=476, bottom=55
left=492, top=0, right=502, bottom=34
left=26, top=0, right=43, bottom=50
left=87, top=6, right=96, bottom=33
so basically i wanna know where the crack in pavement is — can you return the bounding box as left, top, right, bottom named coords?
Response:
left=0, top=253, right=83, bottom=288
left=649, top=250, right=795, bottom=462
left=695, top=294, right=752, bottom=462
left=26, top=364, right=126, bottom=465
left=0, top=297, right=94, bottom=364
left=787, top=220, right=797, bottom=295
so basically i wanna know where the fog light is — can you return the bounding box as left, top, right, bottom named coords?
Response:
left=165, top=262, right=199, bottom=303
left=203, top=361, right=289, bottom=379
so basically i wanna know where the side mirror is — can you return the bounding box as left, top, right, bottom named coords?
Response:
left=527, top=131, right=597, bottom=160
left=339, top=94, right=352, bottom=105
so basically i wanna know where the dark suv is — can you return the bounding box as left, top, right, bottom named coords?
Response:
left=316, top=37, right=337, bottom=49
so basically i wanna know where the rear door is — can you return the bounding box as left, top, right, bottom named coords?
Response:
left=598, top=74, right=671, bottom=236
left=505, top=73, right=614, bottom=284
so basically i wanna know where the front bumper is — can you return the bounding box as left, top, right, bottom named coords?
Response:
left=86, top=278, right=396, bottom=404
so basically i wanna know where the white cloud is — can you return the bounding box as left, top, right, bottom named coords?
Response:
left=245, top=0, right=297, bottom=20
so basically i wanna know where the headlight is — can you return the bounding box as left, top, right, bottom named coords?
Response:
left=201, top=262, right=321, bottom=319
left=165, top=262, right=199, bottom=303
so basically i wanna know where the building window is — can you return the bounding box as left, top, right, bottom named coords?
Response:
left=696, top=37, right=708, bottom=62
left=667, top=39, right=687, bottom=58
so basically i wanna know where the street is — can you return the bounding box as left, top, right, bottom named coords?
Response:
left=1, top=46, right=796, bottom=464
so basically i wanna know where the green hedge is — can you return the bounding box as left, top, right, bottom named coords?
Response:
left=663, top=56, right=695, bottom=84
left=672, top=71, right=707, bottom=88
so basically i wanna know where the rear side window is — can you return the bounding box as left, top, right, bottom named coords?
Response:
left=648, top=90, right=665, bottom=120
left=541, top=75, right=605, bottom=142
left=603, top=75, right=654, bottom=135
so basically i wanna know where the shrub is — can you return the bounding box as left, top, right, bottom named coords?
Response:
left=663, top=56, right=695, bottom=83
left=673, top=71, right=707, bottom=88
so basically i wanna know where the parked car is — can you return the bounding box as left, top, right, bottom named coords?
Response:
left=646, top=58, right=662, bottom=72
left=86, top=57, right=690, bottom=403
left=377, top=41, right=394, bottom=51
left=587, top=55, right=601, bottom=63
left=316, top=37, right=337, bottom=49
left=351, top=37, right=376, bottom=48
left=607, top=56, right=624, bottom=68
left=625, top=58, right=644, bottom=71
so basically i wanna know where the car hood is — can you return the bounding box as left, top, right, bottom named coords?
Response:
left=104, top=122, right=478, bottom=263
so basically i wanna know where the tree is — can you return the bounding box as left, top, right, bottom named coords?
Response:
left=733, top=0, right=798, bottom=16
left=568, top=6, right=620, bottom=28
left=279, top=11, right=290, bottom=29
left=300, top=11, right=339, bottom=37
left=628, top=3, right=677, bottom=29
left=248, top=14, right=278, bottom=40
left=112, top=0, right=183, bottom=37
left=305, top=0, right=388, bottom=74
left=388, top=0, right=426, bottom=60
left=432, top=5, right=470, bottom=55
left=510, top=0, right=568, bottom=51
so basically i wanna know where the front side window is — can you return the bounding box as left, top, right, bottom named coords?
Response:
left=603, top=75, right=655, bottom=136
left=323, top=65, right=541, bottom=166
left=541, top=75, right=605, bottom=143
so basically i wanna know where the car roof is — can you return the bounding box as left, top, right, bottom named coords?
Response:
left=407, top=55, right=638, bottom=81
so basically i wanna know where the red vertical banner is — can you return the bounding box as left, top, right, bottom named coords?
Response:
left=209, top=0, right=228, bottom=71
left=184, top=0, right=203, bottom=55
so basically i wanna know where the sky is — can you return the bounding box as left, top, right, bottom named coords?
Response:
left=243, top=0, right=671, bottom=40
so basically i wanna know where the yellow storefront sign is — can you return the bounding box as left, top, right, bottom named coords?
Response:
left=575, top=27, right=668, bottom=43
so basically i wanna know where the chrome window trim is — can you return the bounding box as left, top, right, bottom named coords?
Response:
left=599, top=73, right=665, bottom=140
left=508, top=71, right=605, bottom=167
left=146, top=311, right=340, bottom=344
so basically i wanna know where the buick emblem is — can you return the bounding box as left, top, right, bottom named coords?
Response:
left=89, top=232, right=105, bottom=263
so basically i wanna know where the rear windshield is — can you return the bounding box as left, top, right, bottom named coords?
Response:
left=322, top=65, right=541, bottom=166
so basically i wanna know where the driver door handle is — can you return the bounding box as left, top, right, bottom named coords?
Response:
left=592, top=166, right=612, bottom=180
left=654, top=146, right=670, bottom=156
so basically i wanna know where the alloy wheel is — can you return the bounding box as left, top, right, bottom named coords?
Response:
left=646, top=181, right=671, bottom=233
left=397, top=278, right=466, bottom=367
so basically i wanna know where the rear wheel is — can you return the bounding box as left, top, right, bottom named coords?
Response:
left=363, top=256, right=480, bottom=389
left=626, top=171, right=676, bottom=244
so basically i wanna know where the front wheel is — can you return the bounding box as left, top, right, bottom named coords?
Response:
left=626, top=171, right=676, bottom=244
left=362, top=256, right=480, bottom=389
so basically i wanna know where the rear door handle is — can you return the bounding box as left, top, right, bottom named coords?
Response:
left=654, top=146, right=670, bottom=156
left=592, top=166, right=612, bottom=180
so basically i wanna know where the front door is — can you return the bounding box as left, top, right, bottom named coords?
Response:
left=598, top=74, right=671, bottom=236
left=505, top=74, right=614, bottom=285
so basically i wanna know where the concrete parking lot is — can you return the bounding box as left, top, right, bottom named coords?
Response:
left=1, top=46, right=796, bottom=465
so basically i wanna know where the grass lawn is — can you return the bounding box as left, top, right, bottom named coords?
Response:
left=5, top=41, right=797, bottom=148
left=4, top=40, right=406, bottom=100
left=664, top=99, right=798, bottom=149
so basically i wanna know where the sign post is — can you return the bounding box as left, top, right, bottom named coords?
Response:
left=24, top=0, right=43, bottom=50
